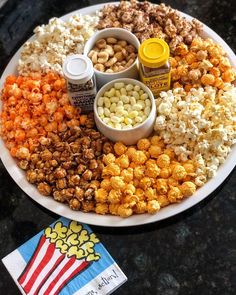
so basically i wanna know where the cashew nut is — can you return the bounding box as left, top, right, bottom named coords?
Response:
left=98, top=51, right=109, bottom=64
left=125, top=58, right=135, bottom=68
left=91, top=52, right=98, bottom=64
left=106, top=69, right=114, bottom=73
left=113, top=44, right=123, bottom=52
left=127, top=52, right=137, bottom=61
left=96, top=39, right=107, bottom=49
left=114, top=51, right=124, bottom=62
left=105, top=57, right=117, bottom=67
left=104, top=45, right=114, bottom=57
left=94, top=63, right=105, bottom=72
left=88, top=50, right=96, bottom=58
left=117, top=40, right=127, bottom=47
left=107, top=37, right=117, bottom=44
left=121, top=48, right=128, bottom=58
left=126, top=44, right=136, bottom=54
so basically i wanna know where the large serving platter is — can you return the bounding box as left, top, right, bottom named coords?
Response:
left=0, top=2, right=235, bottom=227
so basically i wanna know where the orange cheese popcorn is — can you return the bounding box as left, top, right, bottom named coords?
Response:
left=201, top=74, right=215, bottom=86
left=155, top=179, right=168, bottom=194
left=108, top=189, right=122, bottom=204
left=168, top=187, right=183, bottom=203
left=109, top=203, right=120, bottom=215
left=159, top=167, right=171, bottom=179
left=147, top=200, right=160, bottom=214
left=145, top=162, right=161, bottom=178
left=100, top=179, right=112, bottom=191
left=183, top=162, right=195, bottom=174
left=103, top=153, right=116, bottom=165
left=150, top=135, right=162, bottom=145
left=123, top=183, right=136, bottom=196
left=146, top=188, right=157, bottom=201
left=139, top=177, right=153, bottom=190
left=120, top=168, right=134, bottom=182
left=102, top=163, right=120, bottom=177
left=125, top=146, right=137, bottom=160
left=95, top=203, right=109, bottom=215
left=163, top=148, right=176, bottom=160
left=222, top=69, right=235, bottom=82
left=131, top=150, right=147, bottom=164
left=95, top=188, right=108, bottom=203
left=137, top=138, right=151, bottom=151
left=134, top=201, right=147, bottom=214
left=115, top=154, right=129, bottom=168
left=172, top=165, right=187, bottom=181
left=135, top=188, right=145, bottom=200
left=134, top=166, right=145, bottom=179
left=117, top=204, right=133, bottom=218
left=156, top=154, right=170, bottom=168
left=180, top=181, right=196, bottom=197
left=114, top=142, right=127, bottom=156
left=156, top=195, right=170, bottom=207
left=110, top=176, right=125, bottom=190
left=148, top=145, right=162, bottom=158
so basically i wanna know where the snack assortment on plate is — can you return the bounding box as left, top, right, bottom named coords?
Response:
left=0, top=0, right=236, bottom=217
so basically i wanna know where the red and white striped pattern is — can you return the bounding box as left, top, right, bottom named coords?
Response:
left=18, top=235, right=90, bottom=295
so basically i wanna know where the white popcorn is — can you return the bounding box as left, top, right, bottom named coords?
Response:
left=18, top=14, right=99, bottom=75
left=154, top=86, right=236, bottom=183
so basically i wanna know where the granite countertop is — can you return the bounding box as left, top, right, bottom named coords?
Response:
left=0, top=1, right=235, bottom=294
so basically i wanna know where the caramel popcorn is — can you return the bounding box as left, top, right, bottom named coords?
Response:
left=97, top=0, right=202, bottom=53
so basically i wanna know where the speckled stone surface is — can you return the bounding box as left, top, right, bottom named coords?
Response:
left=0, top=1, right=235, bottom=294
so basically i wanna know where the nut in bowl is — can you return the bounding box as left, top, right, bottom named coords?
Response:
left=84, top=28, right=140, bottom=88
left=94, top=78, right=156, bottom=145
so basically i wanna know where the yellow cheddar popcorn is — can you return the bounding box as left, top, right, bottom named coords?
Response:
left=172, top=165, right=187, bottom=181
left=156, top=154, right=170, bottom=168
left=147, top=200, right=160, bottom=214
left=167, top=187, right=183, bottom=203
left=134, top=165, right=145, bottom=179
left=123, top=183, right=136, bottom=195
left=102, top=163, right=120, bottom=177
left=131, top=150, right=147, bottom=164
left=180, top=181, right=196, bottom=197
left=146, top=188, right=157, bottom=201
left=95, top=203, right=109, bottom=215
left=95, top=188, right=108, bottom=203
left=108, top=189, right=122, bottom=204
left=120, top=168, right=134, bottom=182
left=110, top=176, right=125, bottom=190
left=139, top=177, right=153, bottom=190
left=109, top=203, right=119, bottom=215
left=117, top=204, right=133, bottom=218
left=148, top=145, right=162, bottom=158
left=137, top=138, right=151, bottom=151
left=103, top=153, right=116, bottom=165
left=134, top=201, right=147, bottom=214
left=155, top=178, right=168, bottom=194
left=115, top=154, right=129, bottom=168
left=100, top=179, right=112, bottom=191
left=114, top=142, right=127, bottom=156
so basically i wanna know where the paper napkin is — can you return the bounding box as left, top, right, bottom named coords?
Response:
left=2, top=217, right=127, bottom=295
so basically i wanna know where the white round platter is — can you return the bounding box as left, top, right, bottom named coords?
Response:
left=0, top=2, right=235, bottom=227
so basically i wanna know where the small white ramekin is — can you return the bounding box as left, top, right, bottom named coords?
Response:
left=84, top=28, right=140, bottom=89
left=94, top=78, right=156, bottom=145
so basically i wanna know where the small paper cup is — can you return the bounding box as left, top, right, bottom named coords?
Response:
left=94, top=78, right=156, bottom=145
left=84, top=28, right=140, bottom=89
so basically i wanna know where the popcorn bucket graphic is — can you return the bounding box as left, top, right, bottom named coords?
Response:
left=18, top=221, right=100, bottom=295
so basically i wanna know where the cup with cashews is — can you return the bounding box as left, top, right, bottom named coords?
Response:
left=94, top=78, right=156, bottom=145
left=84, top=28, right=140, bottom=88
